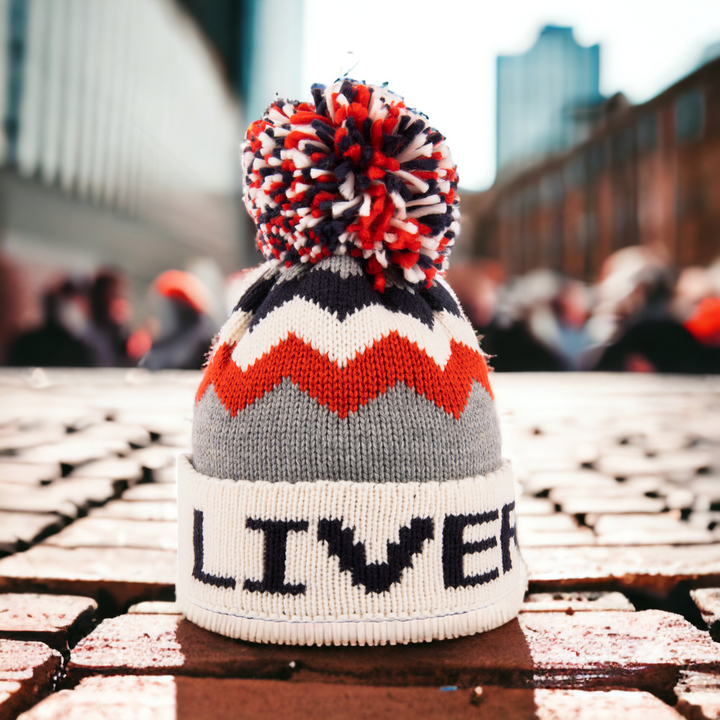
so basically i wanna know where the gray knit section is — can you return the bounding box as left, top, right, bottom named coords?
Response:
left=318, top=255, right=364, bottom=278
left=192, top=379, right=501, bottom=483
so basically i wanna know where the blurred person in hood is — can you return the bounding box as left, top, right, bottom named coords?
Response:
left=8, top=279, right=92, bottom=367
left=594, top=248, right=718, bottom=373
left=141, top=270, right=217, bottom=370
left=84, top=269, right=131, bottom=367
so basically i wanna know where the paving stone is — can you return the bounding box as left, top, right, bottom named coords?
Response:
left=68, top=459, right=144, bottom=484
left=0, top=429, right=66, bottom=453
left=592, top=514, right=712, bottom=546
left=521, top=592, right=635, bottom=613
left=692, top=589, right=720, bottom=642
left=666, top=489, right=697, bottom=511
left=14, top=676, right=685, bottom=720
left=515, top=497, right=555, bottom=516
left=639, top=432, right=694, bottom=453
left=0, top=593, right=96, bottom=651
left=0, top=479, right=119, bottom=518
left=16, top=443, right=110, bottom=467
left=550, top=476, right=663, bottom=501
left=597, top=451, right=714, bottom=479
left=534, top=689, right=684, bottom=719
left=0, top=486, right=75, bottom=519
left=518, top=529, right=596, bottom=547
left=521, top=471, right=618, bottom=496
left=156, top=433, right=191, bottom=450
left=90, top=500, right=177, bottom=521
left=687, top=477, right=720, bottom=505
left=525, top=545, right=720, bottom=595
left=152, top=466, right=177, bottom=484
left=121, top=484, right=177, bottom=502
left=44, top=518, right=177, bottom=551
left=674, top=671, right=720, bottom=720
left=0, top=462, right=60, bottom=486
left=518, top=515, right=579, bottom=532
left=0, top=682, right=23, bottom=720
left=0, top=512, right=64, bottom=555
left=67, top=611, right=720, bottom=694
left=113, top=412, right=190, bottom=438
left=0, top=547, right=176, bottom=609
left=79, top=422, right=151, bottom=448
left=555, top=495, right=666, bottom=516
left=128, top=446, right=179, bottom=471
left=127, top=601, right=181, bottom=615
left=596, top=455, right=669, bottom=478
left=0, top=639, right=61, bottom=719
left=689, top=512, right=720, bottom=531
left=654, top=451, right=715, bottom=476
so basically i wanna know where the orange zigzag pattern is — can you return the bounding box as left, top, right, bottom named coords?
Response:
left=197, top=332, right=493, bottom=420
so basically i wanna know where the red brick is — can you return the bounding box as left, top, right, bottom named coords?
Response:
left=0, top=546, right=175, bottom=609
left=524, top=545, right=720, bottom=595
left=14, top=676, right=685, bottom=720
left=0, top=593, right=96, bottom=651
left=67, top=611, right=720, bottom=695
left=0, top=639, right=61, bottom=720
left=43, top=518, right=177, bottom=551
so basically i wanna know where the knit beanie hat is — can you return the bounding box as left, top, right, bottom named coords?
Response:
left=177, top=79, right=527, bottom=646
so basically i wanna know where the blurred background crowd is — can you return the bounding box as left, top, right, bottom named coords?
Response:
left=0, top=0, right=718, bottom=373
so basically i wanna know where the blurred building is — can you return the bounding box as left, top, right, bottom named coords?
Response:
left=469, top=55, right=720, bottom=280
left=0, top=0, right=252, bottom=331
left=496, top=26, right=602, bottom=178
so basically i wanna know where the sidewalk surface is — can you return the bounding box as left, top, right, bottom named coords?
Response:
left=0, top=368, right=719, bottom=719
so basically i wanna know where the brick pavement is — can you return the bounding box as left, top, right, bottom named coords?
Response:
left=0, top=368, right=718, bottom=718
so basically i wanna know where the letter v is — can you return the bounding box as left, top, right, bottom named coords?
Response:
left=318, top=517, right=434, bottom=594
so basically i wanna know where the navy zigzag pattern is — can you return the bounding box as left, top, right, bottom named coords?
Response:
left=235, top=265, right=461, bottom=330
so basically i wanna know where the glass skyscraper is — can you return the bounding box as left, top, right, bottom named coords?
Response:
left=496, top=26, right=602, bottom=177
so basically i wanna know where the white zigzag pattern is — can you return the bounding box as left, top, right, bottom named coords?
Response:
left=219, top=296, right=480, bottom=371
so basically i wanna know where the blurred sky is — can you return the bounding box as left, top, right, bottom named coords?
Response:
left=300, top=0, right=720, bottom=191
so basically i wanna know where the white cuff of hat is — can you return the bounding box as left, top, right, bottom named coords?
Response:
left=177, top=454, right=527, bottom=646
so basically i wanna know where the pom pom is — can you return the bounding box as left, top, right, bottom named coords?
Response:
left=242, top=79, right=460, bottom=291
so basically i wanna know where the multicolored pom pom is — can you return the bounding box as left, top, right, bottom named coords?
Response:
left=242, top=79, right=460, bottom=292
